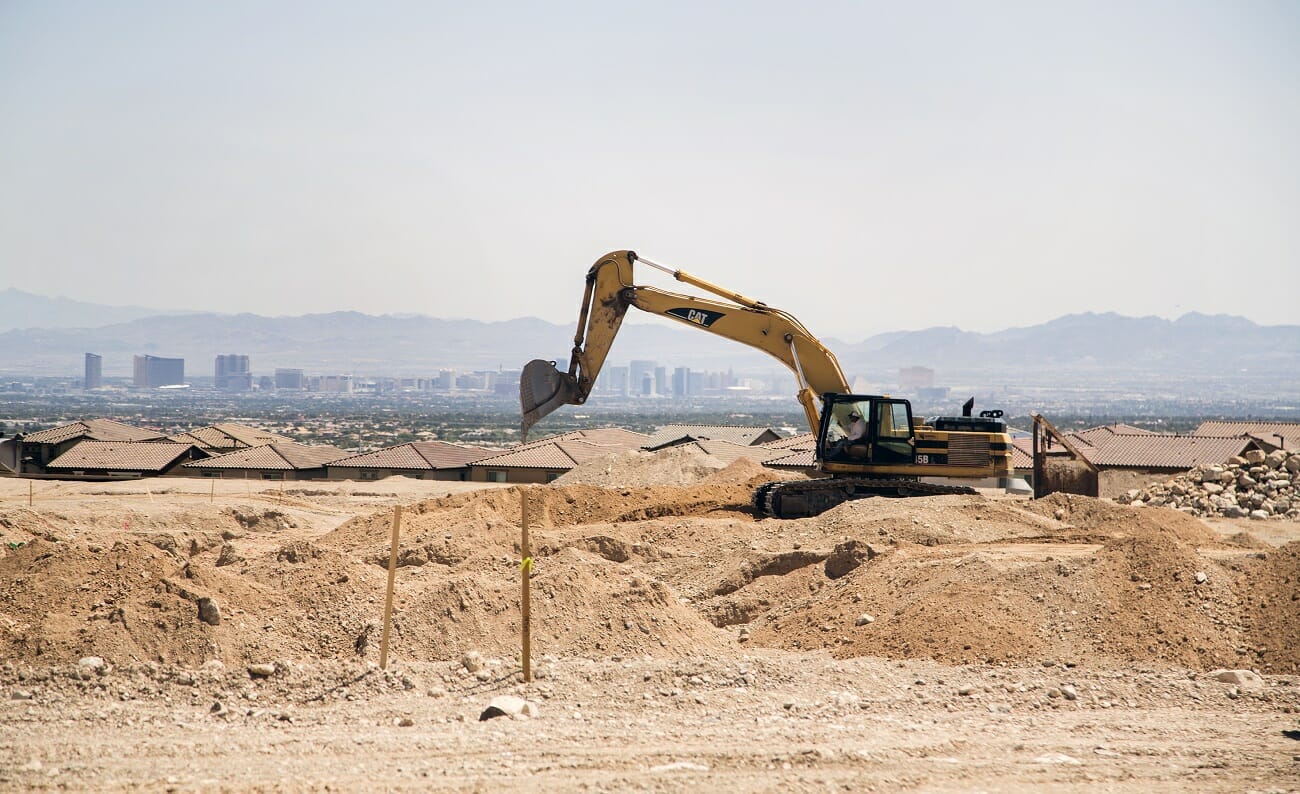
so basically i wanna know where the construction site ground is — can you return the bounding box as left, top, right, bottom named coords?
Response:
left=1, top=453, right=1298, bottom=792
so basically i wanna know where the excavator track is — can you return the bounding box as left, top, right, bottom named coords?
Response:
left=752, top=478, right=977, bottom=519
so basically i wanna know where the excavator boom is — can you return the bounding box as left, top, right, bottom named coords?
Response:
left=520, top=250, right=849, bottom=440
left=521, top=249, right=1015, bottom=518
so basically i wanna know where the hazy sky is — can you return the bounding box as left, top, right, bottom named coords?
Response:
left=1, top=1, right=1296, bottom=340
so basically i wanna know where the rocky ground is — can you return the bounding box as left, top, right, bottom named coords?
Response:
left=1, top=454, right=1298, bottom=792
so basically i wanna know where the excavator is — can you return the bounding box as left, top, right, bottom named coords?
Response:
left=520, top=250, right=1014, bottom=519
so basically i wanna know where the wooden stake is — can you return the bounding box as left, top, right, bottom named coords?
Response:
left=210, top=479, right=215, bottom=503
left=29, top=480, right=33, bottom=507
left=521, top=489, right=532, bottom=682
left=379, top=505, right=403, bottom=669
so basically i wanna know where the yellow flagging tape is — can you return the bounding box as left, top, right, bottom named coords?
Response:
left=520, top=557, right=533, bottom=574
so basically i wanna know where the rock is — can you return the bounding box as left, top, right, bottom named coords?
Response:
left=215, top=544, right=243, bottom=567
left=1286, top=456, right=1300, bottom=474
left=461, top=651, right=484, bottom=673
left=958, top=686, right=975, bottom=696
left=1202, top=483, right=1224, bottom=495
left=1265, top=450, right=1288, bottom=469
left=855, top=614, right=875, bottom=626
left=825, top=540, right=877, bottom=579
left=1243, top=450, right=1266, bottom=465
left=10, top=689, right=33, bottom=700
left=479, top=695, right=538, bottom=721
left=197, top=597, right=221, bottom=626
left=1210, top=669, right=1265, bottom=690
left=1060, top=685, right=1078, bottom=701
left=1249, top=510, right=1270, bottom=521
left=650, top=761, right=711, bottom=773
left=78, top=656, right=107, bottom=674
left=1221, top=506, right=1248, bottom=519
left=201, top=659, right=226, bottom=675
left=1194, top=571, right=1208, bottom=584
left=247, top=663, right=276, bottom=678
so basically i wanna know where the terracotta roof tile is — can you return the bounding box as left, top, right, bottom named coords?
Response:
left=46, top=440, right=195, bottom=472
left=184, top=443, right=348, bottom=471
left=1069, top=434, right=1257, bottom=469
left=762, top=433, right=816, bottom=450
left=643, top=424, right=781, bottom=450
left=1194, top=421, right=1299, bottom=449
left=474, top=439, right=624, bottom=470
left=331, top=441, right=494, bottom=470
left=764, top=448, right=817, bottom=469
left=24, top=419, right=166, bottom=445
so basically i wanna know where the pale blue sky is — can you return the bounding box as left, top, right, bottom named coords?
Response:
left=1, top=1, right=1296, bottom=339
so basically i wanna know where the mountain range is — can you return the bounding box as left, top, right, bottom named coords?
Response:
left=0, top=290, right=1297, bottom=390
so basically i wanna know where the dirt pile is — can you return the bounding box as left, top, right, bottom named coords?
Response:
left=553, top=444, right=780, bottom=487
left=1, top=469, right=1297, bottom=674
left=1118, top=448, right=1299, bottom=519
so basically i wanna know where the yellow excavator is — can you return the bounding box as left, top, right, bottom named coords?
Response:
left=520, top=250, right=1014, bottom=518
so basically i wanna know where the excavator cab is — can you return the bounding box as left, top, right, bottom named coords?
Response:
left=818, top=393, right=915, bottom=466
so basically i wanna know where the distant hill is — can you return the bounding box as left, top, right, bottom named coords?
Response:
left=0, top=289, right=181, bottom=332
left=0, top=291, right=1296, bottom=391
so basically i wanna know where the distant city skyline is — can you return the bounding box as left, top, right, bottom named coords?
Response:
left=1, top=3, right=1297, bottom=339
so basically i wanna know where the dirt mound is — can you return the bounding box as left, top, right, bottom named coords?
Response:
left=3, top=477, right=1296, bottom=674
left=738, top=496, right=1294, bottom=670
left=1024, top=493, right=1226, bottom=547
left=817, top=494, right=1061, bottom=546
left=553, top=445, right=727, bottom=487
left=1235, top=541, right=1300, bottom=673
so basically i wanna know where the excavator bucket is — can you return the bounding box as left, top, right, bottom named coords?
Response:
left=520, top=359, right=580, bottom=441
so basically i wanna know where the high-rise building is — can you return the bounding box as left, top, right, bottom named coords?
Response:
left=215, top=354, right=252, bottom=390
left=602, top=366, right=629, bottom=396
left=672, top=367, right=690, bottom=398
left=629, top=360, right=656, bottom=396
left=274, top=368, right=305, bottom=389
left=84, top=353, right=102, bottom=390
left=133, top=355, right=184, bottom=388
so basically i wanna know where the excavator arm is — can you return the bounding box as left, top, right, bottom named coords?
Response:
left=521, top=250, right=850, bottom=440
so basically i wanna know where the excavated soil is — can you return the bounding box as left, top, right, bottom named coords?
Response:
left=1, top=453, right=1298, bottom=791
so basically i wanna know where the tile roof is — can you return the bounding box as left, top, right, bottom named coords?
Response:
left=23, top=419, right=166, bottom=445
left=642, top=424, right=781, bottom=450
left=1011, top=437, right=1035, bottom=470
left=473, top=439, right=629, bottom=470
left=764, top=448, right=817, bottom=470
left=171, top=423, right=294, bottom=450
left=678, top=439, right=786, bottom=465
left=330, top=441, right=494, bottom=470
left=1068, top=433, right=1256, bottom=469
left=1194, top=421, right=1299, bottom=450
left=517, top=427, right=649, bottom=450
left=761, top=433, right=816, bottom=450
left=1072, top=424, right=1158, bottom=445
left=46, top=440, right=195, bottom=472
left=184, top=443, right=348, bottom=471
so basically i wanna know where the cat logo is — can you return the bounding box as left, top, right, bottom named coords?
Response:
left=667, top=307, right=725, bottom=328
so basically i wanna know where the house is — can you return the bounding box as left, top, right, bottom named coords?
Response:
left=43, top=440, right=204, bottom=480
left=10, top=419, right=168, bottom=476
left=168, top=423, right=294, bottom=454
left=642, top=424, right=784, bottom=451
left=468, top=428, right=650, bottom=484
left=1036, top=424, right=1262, bottom=498
left=326, top=441, right=495, bottom=481
left=759, top=433, right=819, bottom=476
left=179, top=442, right=349, bottom=481
left=1193, top=421, right=1299, bottom=452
